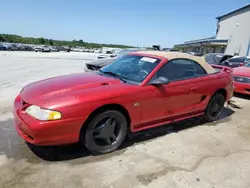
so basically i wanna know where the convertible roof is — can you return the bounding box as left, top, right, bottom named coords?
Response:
left=134, top=51, right=216, bottom=74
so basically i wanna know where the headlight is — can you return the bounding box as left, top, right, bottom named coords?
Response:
left=25, top=105, right=62, bottom=121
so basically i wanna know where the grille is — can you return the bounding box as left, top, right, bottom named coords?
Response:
left=233, top=76, right=250, bottom=83
left=86, top=64, right=101, bottom=71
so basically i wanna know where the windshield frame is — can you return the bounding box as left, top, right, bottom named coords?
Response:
left=98, top=54, right=164, bottom=85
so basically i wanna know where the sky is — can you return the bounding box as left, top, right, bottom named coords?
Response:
left=0, top=0, right=249, bottom=47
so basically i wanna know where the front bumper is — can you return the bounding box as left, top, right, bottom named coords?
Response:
left=13, top=95, right=85, bottom=146
left=234, top=82, right=250, bottom=95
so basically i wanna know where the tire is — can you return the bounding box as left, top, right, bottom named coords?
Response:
left=204, top=92, right=225, bottom=122
left=82, top=110, right=128, bottom=155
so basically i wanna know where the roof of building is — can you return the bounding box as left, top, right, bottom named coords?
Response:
left=174, top=37, right=228, bottom=47
left=216, top=4, right=250, bottom=20
left=134, top=51, right=216, bottom=74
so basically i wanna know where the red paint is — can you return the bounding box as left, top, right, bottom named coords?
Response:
left=233, top=67, right=250, bottom=95
left=13, top=54, right=234, bottom=146
left=233, top=67, right=250, bottom=77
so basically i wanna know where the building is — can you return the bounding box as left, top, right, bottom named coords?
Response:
left=175, top=4, right=250, bottom=56
left=174, top=37, right=228, bottom=54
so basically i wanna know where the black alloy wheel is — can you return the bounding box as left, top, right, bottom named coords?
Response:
left=204, top=93, right=225, bottom=122
left=83, top=110, right=128, bottom=155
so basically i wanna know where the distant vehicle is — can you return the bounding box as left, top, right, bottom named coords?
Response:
left=34, top=46, right=51, bottom=52
left=53, top=46, right=65, bottom=52
left=13, top=51, right=234, bottom=155
left=162, top=48, right=171, bottom=51
left=221, top=56, right=250, bottom=68
left=187, top=52, right=203, bottom=56
left=19, top=45, right=34, bottom=51
left=97, top=54, right=117, bottom=59
left=152, top=45, right=161, bottom=51
left=97, top=50, right=117, bottom=59
left=0, top=44, right=7, bottom=51
left=85, top=49, right=144, bottom=72
left=84, top=58, right=115, bottom=72
left=62, top=46, right=71, bottom=52
left=41, top=46, right=51, bottom=52
left=49, top=46, right=59, bottom=52
left=9, top=44, right=20, bottom=51
left=233, top=62, right=250, bottom=95
left=204, top=53, right=233, bottom=65
left=34, top=46, right=42, bottom=52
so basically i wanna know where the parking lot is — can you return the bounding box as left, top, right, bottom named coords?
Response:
left=1, top=51, right=250, bottom=188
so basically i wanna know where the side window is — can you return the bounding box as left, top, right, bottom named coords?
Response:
left=193, top=61, right=207, bottom=76
left=228, top=57, right=245, bottom=62
left=152, top=59, right=207, bottom=82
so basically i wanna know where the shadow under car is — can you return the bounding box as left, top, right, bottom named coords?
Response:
left=27, top=107, right=235, bottom=162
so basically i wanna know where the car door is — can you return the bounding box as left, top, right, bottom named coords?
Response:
left=138, top=59, right=208, bottom=127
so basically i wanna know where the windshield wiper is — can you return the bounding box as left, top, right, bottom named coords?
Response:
left=99, top=70, right=127, bottom=82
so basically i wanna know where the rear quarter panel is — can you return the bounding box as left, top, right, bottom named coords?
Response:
left=203, top=70, right=233, bottom=102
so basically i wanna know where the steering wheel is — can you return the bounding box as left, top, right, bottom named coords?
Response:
left=139, top=70, right=149, bottom=78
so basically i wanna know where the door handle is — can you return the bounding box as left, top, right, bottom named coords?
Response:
left=190, top=87, right=198, bottom=91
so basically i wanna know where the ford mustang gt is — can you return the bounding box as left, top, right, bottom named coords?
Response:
left=13, top=51, right=234, bottom=155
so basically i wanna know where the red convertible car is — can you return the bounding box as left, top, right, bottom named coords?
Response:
left=13, top=51, right=234, bottom=154
left=233, top=62, right=250, bottom=95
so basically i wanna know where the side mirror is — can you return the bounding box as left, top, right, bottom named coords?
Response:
left=149, top=77, right=169, bottom=86
left=239, top=63, right=244, bottom=66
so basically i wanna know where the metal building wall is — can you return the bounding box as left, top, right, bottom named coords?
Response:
left=216, top=6, right=250, bottom=56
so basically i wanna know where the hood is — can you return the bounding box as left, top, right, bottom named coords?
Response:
left=233, top=67, right=250, bottom=77
left=87, top=58, right=116, bottom=67
left=21, top=72, right=121, bottom=106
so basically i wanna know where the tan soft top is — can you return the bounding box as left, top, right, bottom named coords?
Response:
left=134, top=51, right=216, bottom=74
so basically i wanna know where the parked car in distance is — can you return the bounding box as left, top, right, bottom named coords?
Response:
left=233, top=62, right=250, bottom=95
left=0, top=44, right=7, bottom=51
left=97, top=54, right=117, bottom=59
left=13, top=51, right=234, bottom=155
left=9, top=44, right=20, bottom=51
left=19, top=45, right=34, bottom=51
left=221, top=56, right=250, bottom=68
left=204, top=53, right=233, bottom=66
left=34, top=46, right=43, bottom=52
left=41, top=45, right=51, bottom=52
left=84, top=49, right=144, bottom=72
left=187, top=52, right=203, bottom=56
left=49, top=46, right=60, bottom=52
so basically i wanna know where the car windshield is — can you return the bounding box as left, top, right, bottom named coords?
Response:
left=99, top=55, right=161, bottom=83
left=245, top=58, right=250, bottom=63
left=245, top=63, right=250, bottom=67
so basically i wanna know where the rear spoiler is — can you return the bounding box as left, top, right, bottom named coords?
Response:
left=210, top=64, right=233, bottom=73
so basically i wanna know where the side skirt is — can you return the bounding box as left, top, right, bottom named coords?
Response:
left=132, top=112, right=204, bottom=132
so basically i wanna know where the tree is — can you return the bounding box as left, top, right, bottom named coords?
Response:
left=0, top=33, right=136, bottom=49
left=38, top=37, right=45, bottom=44
left=0, top=36, right=4, bottom=42
left=49, top=39, right=53, bottom=46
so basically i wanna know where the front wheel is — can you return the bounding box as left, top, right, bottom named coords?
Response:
left=82, top=110, right=128, bottom=155
left=204, top=93, right=225, bottom=122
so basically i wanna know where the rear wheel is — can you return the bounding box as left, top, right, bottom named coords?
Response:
left=204, top=92, right=225, bottom=122
left=82, top=110, right=128, bottom=155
